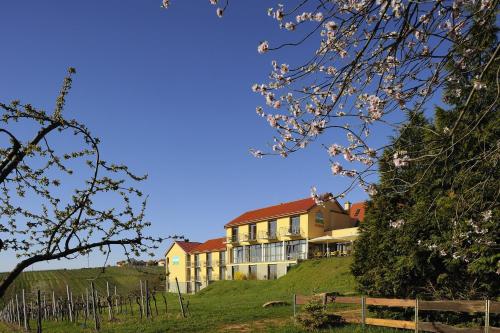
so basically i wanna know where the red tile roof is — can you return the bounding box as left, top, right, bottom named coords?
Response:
left=349, top=202, right=367, bottom=222
left=225, top=197, right=317, bottom=228
left=175, top=241, right=202, bottom=253
left=191, top=237, right=226, bottom=253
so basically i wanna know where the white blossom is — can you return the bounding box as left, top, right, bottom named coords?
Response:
left=258, top=41, right=269, bottom=54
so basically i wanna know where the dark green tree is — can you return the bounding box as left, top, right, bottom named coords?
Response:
left=352, top=7, right=499, bottom=300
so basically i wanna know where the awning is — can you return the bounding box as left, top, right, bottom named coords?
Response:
left=309, top=235, right=341, bottom=243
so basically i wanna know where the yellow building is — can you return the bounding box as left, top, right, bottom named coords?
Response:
left=165, top=240, right=201, bottom=293
left=224, top=197, right=361, bottom=280
left=189, top=238, right=227, bottom=292
left=165, top=197, right=366, bottom=293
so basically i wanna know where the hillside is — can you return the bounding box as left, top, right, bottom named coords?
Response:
left=200, top=256, right=356, bottom=298
left=0, top=257, right=401, bottom=333
left=0, top=266, right=165, bottom=303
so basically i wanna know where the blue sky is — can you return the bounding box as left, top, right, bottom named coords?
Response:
left=0, top=1, right=386, bottom=272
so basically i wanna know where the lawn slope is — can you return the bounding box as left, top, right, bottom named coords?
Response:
left=1, top=257, right=401, bottom=332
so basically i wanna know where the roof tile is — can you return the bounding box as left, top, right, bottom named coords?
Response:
left=225, top=197, right=316, bottom=228
left=191, top=237, right=226, bottom=253
left=175, top=241, right=202, bottom=253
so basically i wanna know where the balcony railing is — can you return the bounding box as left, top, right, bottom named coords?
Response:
left=239, top=233, right=258, bottom=243
left=258, top=230, right=277, bottom=240
left=226, top=234, right=239, bottom=244
left=279, top=226, right=303, bottom=237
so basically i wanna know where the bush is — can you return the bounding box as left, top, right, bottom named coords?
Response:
left=295, top=300, right=329, bottom=331
left=295, top=300, right=345, bottom=331
left=234, top=272, right=247, bottom=280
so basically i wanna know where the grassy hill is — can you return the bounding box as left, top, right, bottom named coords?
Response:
left=1, top=257, right=400, bottom=332
left=0, top=266, right=165, bottom=303
left=200, top=256, right=357, bottom=298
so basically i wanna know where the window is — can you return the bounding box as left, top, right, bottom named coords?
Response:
left=219, top=251, right=226, bottom=265
left=249, top=223, right=257, bottom=240
left=233, top=246, right=244, bottom=263
left=268, top=264, right=277, bottom=280
left=231, top=227, right=238, bottom=242
left=354, top=209, right=361, bottom=217
left=195, top=254, right=200, bottom=267
left=264, top=242, right=283, bottom=262
left=231, top=266, right=239, bottom=279
left=207, top=253, right=212, bottom=267
left=268, top=220, right=277, bottom=238
left=207, top=267, right=213, bottom=281
left=290, top=216, right=300, bottom=234
left=249, top=265, right=257, bottom=279
left=286, top=240, right=307, bottom=260
left=249, top=245, right=262, bottom=263
left=219, top=266, right=226, bottom=280
left=315, top=211, right=324, bottom=225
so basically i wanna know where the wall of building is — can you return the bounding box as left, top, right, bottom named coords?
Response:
left=165, top=243, right=189, bottom=293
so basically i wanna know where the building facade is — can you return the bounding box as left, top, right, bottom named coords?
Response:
left=165, top=197, right=365, bottom=293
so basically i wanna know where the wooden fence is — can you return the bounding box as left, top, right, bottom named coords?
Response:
left=293, top=293, right=500, bottom=333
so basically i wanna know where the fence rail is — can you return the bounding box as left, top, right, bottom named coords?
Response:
left=293, top=293, right=500, bottom=333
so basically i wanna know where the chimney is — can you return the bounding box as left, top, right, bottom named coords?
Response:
left=344, top=201, right=351, bottom=212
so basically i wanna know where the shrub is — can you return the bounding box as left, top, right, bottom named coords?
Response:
left=295, top=300, right=329, bottom=331
left=234, top=272, right=247, bottom=280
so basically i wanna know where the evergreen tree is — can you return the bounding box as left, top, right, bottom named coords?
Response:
left=352, top=7, right=499, bottom=299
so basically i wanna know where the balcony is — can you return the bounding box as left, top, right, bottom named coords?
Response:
left=258, top=230, right=278, bottom=241
left=226, top=234, right=239, bottom=245
left=279, top=226, right=303, bottom=238
left=239, top=233, right=258, bottom=243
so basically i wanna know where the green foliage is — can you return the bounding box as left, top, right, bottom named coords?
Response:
left=234, top=271, right=248, bottom=280
left=295, top=300, right=330, bottom=331
left=352, top=11, right=499, bottom=301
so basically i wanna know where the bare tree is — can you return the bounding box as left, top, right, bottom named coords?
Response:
left=163, top=0, right=498, bottom=201
left=0, top=68, right=161, bottom=298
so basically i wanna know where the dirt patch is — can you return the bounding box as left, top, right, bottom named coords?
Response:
left=219, top=318, right=288, bottom=332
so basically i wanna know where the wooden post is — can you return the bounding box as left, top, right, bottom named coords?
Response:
left=415, top=298, right=419, bottom=333
left=175, top=278, right=185, bottom=318
left=361, top=296, right=366, bottom=329
left=22, top=289, right=28, bottom=330
left=85, top=288, right=89, bottom=323
left=114, top=285, right=118, bottom=315
left=43, top=294, right=47, bottom=320
left=66, top=285, right=73, bottom=322
left=37, top=290, right=42, bottom=333
left=145, top=280, right=150, bottom=319
left=106, top=281, right=112, bottom=321
left=15, top=294, right=21, bottom=327
left=90, top=282, right=99, bottom=331
left=52, top=291, right=56, bottom=320
left=485, top=299, right=490, bottom=333
left=140, top=280, right=145, bottom=317
left=293, top=294, right=297, bottom=317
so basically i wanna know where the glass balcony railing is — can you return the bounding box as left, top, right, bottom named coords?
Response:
left=279, top=226, right=302, bottom=237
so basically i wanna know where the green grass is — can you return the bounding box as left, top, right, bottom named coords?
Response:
left=0, top=266, right=166, bottom=303
left=0, top=258, right=401, bottom=333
